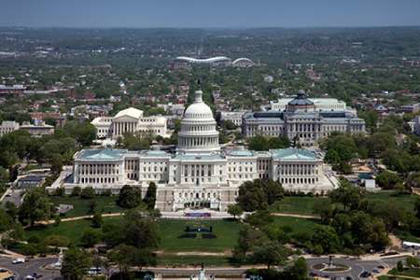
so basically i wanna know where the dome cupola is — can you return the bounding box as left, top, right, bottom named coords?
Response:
left=177, top=90, right=220, bottom=153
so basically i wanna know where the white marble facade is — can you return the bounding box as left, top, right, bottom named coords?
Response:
left=60, top=90, right=338, bottom=211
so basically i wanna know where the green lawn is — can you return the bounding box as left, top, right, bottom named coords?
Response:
left=158, top=219, right=243, bottom=252
left=270, top=196, right=328, bottom=215
left=271, top=216, right=320, bottom=233
left=366, top=191, right=418, bottom=213
left=49, top=196, right=123, bottom=217
left=25, top=216, right=318, bottom=252
left=269, top=191, right=418, bottom=216
left=26, top=218, right=95, bottom=245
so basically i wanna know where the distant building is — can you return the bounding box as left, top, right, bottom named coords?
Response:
left=232, top=58, right=255, bottom=67
left=0, top=84, right=26, bottom=97
left=410, top=116, right=420, bottom=136
left=91, top=107, right=167, bottom=139
left=171, top=56, right=254, bottom=69
left=17, top=175, right=46, bottom=189
left=172, top=56, right=232, bottom=69
left=19, top=122, right=54, bottom=137
left=219, top=111, right=248, bottom=127
left=243, top=92, right=365, bottom=146
left=267, top=96, right=349, bottom=112
left=0, top=121, right=20, bottom=137
left=398, top=103, right=420, bottom=114
left=157, top=103, right=185, bottom=116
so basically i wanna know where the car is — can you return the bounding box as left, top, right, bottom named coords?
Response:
left=12, top=258, right=25, bottom=264
left=0, top=268, right=8, bottom=273
left=24, top=276, right=36, bottom=280
left=372, top=269, right=380, bottom=274
left=87, top=267, right=101, bottom=276
left=377, top=265, right=385, bottom=269
left=32, top=273, right=43, bottom=279
left=360, top=271, right=371, bottom=278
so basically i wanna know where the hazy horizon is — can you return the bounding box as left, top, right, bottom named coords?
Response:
left=1, top=0, right=420, bottom=28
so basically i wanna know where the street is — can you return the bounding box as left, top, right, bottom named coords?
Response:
left=0, top=257, right=59, bottom=280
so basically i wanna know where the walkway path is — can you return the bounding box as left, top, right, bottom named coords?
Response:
left=37, top=210, right=320, bottom=225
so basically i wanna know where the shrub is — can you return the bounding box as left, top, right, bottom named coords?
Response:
left=80, top=187, right=95, bottom=199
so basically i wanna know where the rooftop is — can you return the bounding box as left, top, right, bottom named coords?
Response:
left=271, top=148, right=318, bottom=161
left=77, top=149, right=127, bottom=161
left=114, top=107, right=143, bottom=119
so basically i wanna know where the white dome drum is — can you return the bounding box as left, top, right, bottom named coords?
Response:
left=177, top=90, right=220, bottom=153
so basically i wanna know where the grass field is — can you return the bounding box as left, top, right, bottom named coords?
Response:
left=271, top=216, right=320, bottom=233
left=25, top=216, right=318, bottom=252
left=158, top=219, right=243, bottom=252
left=269, top=191, right=418, bottom=216
left=270, top=196, right=328, bottom=215
left=366, top=191, right=418, bottom=213
left=49, top=196, right=123, bottom=217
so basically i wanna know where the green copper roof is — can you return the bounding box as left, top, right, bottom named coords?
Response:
left=225, top=150, right=255, bottom=157
left=270, top=148, right=318, bottom=161
left=78, top=149, right=127, bottom=161
left=141, top=150, right=170, bottom=157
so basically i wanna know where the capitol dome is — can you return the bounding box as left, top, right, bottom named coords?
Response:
left=177, top=90, right=220, bottom=154
left=183, top=90, right=214, bottom=120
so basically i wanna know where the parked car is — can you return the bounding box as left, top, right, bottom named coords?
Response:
left=12, top=258, right=25, bottom=264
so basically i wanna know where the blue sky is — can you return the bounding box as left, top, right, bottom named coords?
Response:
left=1, top=0, right=420, bottom=28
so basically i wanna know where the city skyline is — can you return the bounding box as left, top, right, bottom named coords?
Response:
left=1, top=0, right=420, bottom=28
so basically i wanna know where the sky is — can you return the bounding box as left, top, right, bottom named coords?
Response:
left=1, top=0, right=420, bottom=28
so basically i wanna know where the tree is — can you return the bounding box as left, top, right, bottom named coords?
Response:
left=61, top=246, right=92, bottom=280
left=228, top=204, right=243, bottom=220
left=237, top=179, right=284, bottom=211
left=117, top=185, right=142, bottom=209
left=80, top=186, right=95, bottom=199
left=406, top=256, right=420, bottom=268
left=108, top=244, right=157, bottom=277
left=143, top=182, right=157, bottom=210
left=80, top=229, right=101, bottom=248
left=329, top=180, right=365, bottom=212
left=397, top=260, right=404, bottom=272
left=18, top=188, right=51, bottom=227
left=287, top=257, right=310, bottom=280
left=376, top=171, right=402, bottom=190
left=245, top=210, right=274, bottom=229
left=91, top=212, right=102, bottom=228
left=87, top=200, right=97, bottom=215
left=123, top=210, right=160, bottom=249
left=0, top=208, right=13, bottom=233
left=71, top=186, right=81, bottom=197
left=248, top=135, right=269, bottom=151
left=45, top=235, right=70, bottom=247
left=313, top=199, right=334, bottom=224
left=310, top=225, right=341, bottom=254
left=415, top=198, right=420, bottom=220
left=252, top=241, right=289, bottom=269
left=4, top=201, right=18, bottom=220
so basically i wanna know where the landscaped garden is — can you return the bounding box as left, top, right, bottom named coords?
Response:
left=24, top=215, right=320, bottom=251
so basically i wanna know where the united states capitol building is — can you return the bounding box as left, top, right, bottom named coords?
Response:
left=54, top=90, right=338, bottom=212
left=242, top=91, right=366, bottom=146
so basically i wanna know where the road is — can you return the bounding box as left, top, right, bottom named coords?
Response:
left=306, top=255, right=416, bottom=279
left=0, top=257, right=59, bottom=280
